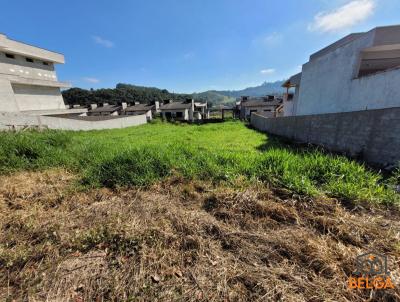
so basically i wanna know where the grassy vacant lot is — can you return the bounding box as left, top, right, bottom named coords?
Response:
left=1, top=121, right=400, bottom=301
left=0, top=120, right=398, bottom=204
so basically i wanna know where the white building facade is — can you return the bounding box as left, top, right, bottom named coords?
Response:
left=0, top=33, right=70, bottom=113
left=288, top=25, right=400, bottom=116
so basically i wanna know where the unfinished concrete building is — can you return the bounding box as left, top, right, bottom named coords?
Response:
left=121, top=101, right=160, bottom=121
left=238, top=95, right=283, bottom=120
left=159, top=99, right=208, bottom=121
left=0, top=34, right=149, bottom=131
left=285, top=25, right=400, bottom=116
left=0, top=33, right=71, bottom=113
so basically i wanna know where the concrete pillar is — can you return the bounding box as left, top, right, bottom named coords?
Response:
left=189, top=99, right=194, bottom=122
left=0, top=79, right=19, bottom=112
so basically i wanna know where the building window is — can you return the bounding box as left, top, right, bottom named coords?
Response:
left=43, top=61, right=49, bottom=66
left=5, top=53, right=15, bottom=59
left=357, top=50, right=400, bottom=77
left=26, top=58, right=34, bottom=63
left=176, top=112, right=183, bottom=118
left=264, top=109, right=272, bottom=112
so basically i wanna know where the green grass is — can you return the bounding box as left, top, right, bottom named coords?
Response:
left=0, top=120, right=398, bottom=205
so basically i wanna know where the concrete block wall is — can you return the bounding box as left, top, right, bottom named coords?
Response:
left=251, top=108, right=400, bottom=168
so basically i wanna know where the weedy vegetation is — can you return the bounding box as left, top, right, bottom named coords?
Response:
left=0, top=121, right=398, bottom=204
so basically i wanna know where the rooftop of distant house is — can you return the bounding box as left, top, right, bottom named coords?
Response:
left=124, top=103, right=155, bottom=112
left=159, top=100, right=194, bottom=110
left=241, top=96, right=282, bottom=107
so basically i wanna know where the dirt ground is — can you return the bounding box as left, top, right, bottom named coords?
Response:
left=1, top=170, right=400, bottom=301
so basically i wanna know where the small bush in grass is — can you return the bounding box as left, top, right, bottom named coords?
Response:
left=256, top=148, right=318, bottom=196
left=84, top=148, right=171, bottom=188
left=389, top=166, right=400, bottom=186
left=0, top=131, right=72, bottom=173
left=255, top=148, right=397, bottom=203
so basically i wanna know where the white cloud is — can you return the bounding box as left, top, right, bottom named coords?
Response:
left=252, top=32, right=283, bottom=47
left=83, top=77, right=100, bottom=83
left=260, top=68, right=276, bottom=75
left=262, top=32, right=283, bottom=46
left=92, top=35, right=115, bottom=48
left=309, top=0, right=375, bottom=33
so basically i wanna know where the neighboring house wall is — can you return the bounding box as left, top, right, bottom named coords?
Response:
left=161, top=109, right=189, bottom=120
left=291, top=86, right=300, bottom=116
left=283, top=100, right=294, bottom=117
left=11, top=84, right=64, bottom=111
left=295, top=27, right=400, bottom=116
left=0, top=78, right=18, bottom=112
left=250, top=108, right=400, bottom=168
left=283, top=93, right=297, bottom=117
left=241, top=106, right=276, bottom=119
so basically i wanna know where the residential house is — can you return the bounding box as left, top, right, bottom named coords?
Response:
left=194, top=102, right=209, bottom=120
left=159, top=99, right=193, bottom=121
left=286, top=25, right=400, bottom=116
left=159, top=99, right=208, bottom=121
left=239, top=95, right=283, bottom=120
left=121, top=101, right=160, bottom=121
left=87, top=104, right=121, bottom=116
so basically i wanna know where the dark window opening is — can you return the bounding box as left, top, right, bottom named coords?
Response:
left=43, top=61, right=49, bottom=66
left=358, top=50, right=400, bottom=77
left=5, top=53, right=15, bottom=59
left=176, top=112, right=183, bottom=118
left=264, top=109, right=272, bottom=112
left=26, top=58, right=34, bottom=63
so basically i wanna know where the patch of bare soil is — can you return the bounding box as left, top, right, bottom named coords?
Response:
left=0, top=170, right=400, bottom=301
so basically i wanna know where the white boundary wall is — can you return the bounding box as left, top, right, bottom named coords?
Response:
left=0, top=112, right=147, bottom=131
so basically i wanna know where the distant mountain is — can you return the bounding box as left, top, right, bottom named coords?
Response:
left=192, top=90, right=236, bottom=106
left=195, top=80, right=286, bottom=106
left=212, top=80, right=286, bottom=98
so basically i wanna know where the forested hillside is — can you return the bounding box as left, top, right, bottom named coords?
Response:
left=62, top=84, right=192, bottom=107
left=62, top=80, right=286, bottom=108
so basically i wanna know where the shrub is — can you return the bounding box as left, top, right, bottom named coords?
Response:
left=255, top=148, right=396, bottom=203
left=83, top=147, right=171, bottom=188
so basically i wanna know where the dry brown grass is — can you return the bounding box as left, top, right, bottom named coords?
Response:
left=1, top=170, right=400, bottom=301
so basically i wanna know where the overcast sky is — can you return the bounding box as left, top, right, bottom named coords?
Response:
left=1, top=0, right=399, bottom=93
